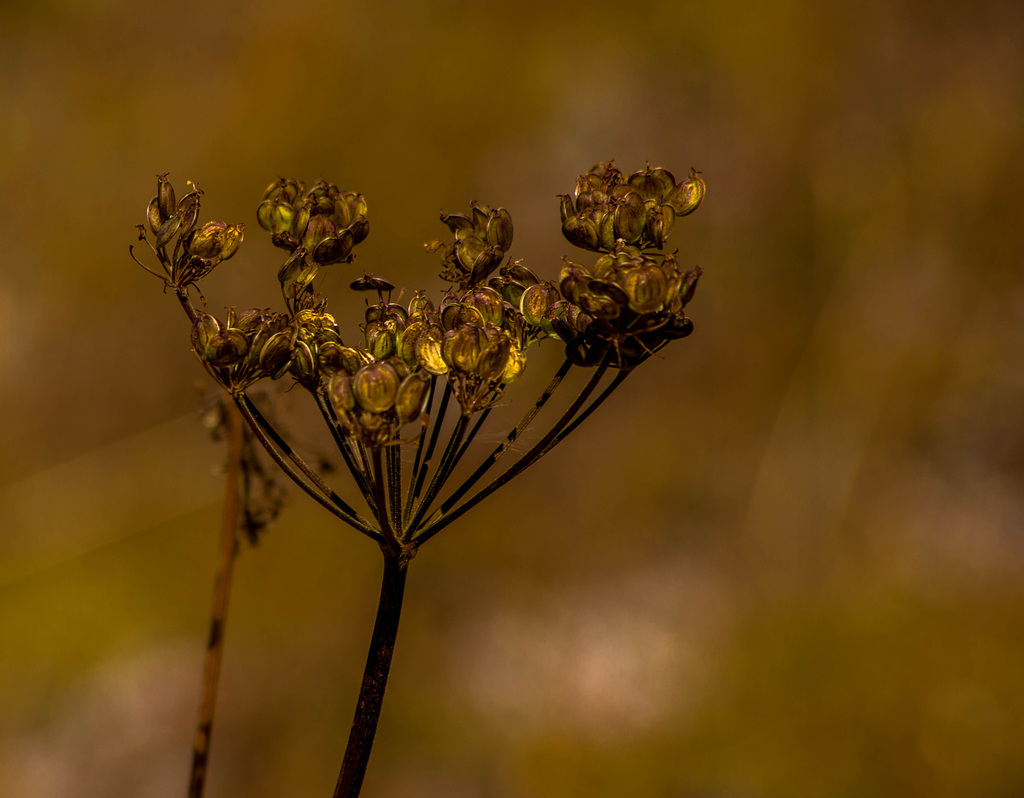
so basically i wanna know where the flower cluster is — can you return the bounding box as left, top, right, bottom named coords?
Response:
left=133, top=160, right=705, bottom=536
left=132, top=174, right=244, bottom=292
left=558, top=161, right=704, bottom=252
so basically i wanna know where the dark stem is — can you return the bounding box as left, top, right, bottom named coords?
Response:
left=232, top=395, right=380, bottom=541
left=414, top=355, right=611, bottom=545
left=188, top=401, right=243, bottom=798
left=332, top=552, right=409, bottom=798
left=434, top=358, right=572, bottom=520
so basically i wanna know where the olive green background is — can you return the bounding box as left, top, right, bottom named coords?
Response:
left=2, top=0, right=1023, bottom=796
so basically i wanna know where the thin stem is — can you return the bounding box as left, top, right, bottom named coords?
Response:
left=434, top=358, right=573, bottom=520
left=232, top=395, right=381, bottom=541
left=406, top=380, right=452, bottom=518
left=415, top=356, right=611, bottom=546
left=386, top=439, right=403, bottom=536
left=188, top=402, right=243, bottom=798
left=406, top=412, right=469, bottom=534
left=315, top=390, right=378, bottom=514
left=333, top=552, right=409, bottom=798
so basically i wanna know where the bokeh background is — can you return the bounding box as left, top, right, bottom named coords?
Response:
left=3, top=0, right=1023, bottom=795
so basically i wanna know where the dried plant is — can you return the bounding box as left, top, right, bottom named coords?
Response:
left=131, top=161, right=705, bottom=797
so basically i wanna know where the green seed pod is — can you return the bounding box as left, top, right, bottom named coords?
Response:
left=395, top=371, right=430, bottom=424
left=257, top=199, right=296, bottom=236
left=367, top=326, right=396, bottom=360
left=468, top=245, right=505, bottom=285
left=646, top=205, right=675, bottom=249
left=353, top=362, right=400, bottom=413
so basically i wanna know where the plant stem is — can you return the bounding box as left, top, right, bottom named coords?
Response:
left=333, top=552, right=409, bottom=798
left=188, top=401, right=243, bottom=798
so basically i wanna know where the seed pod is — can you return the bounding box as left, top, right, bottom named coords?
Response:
left=646, top=205, right=675, bottom=249
left=444, top=326, right=484, bottom=373
left=157, top=173, right=176, bottom=220
left=562, top=216, right=600, bottom=251
left=155, top=214, right=183, bottom=249
left=470, top=287, right=506, bottom=327
left=289, top=339, right=316, bottom=384
left=206, top=329, right=249, bottom=367
left=317, top=340, right=347, bottom=374
left=311, top=228, right=354, bottom=266
left=367, top=325, right=396, bottom=360
left=415, top=326, right=448, bottom=375
left=621, top=265, right=668, bottom=314
left=407, top=290, right=434, bottom=317
left=665, top=169, right=705, bottom=217
left=327, top=372, right=356, bottom=412
left=520, top=282, right=561, bottom=327
left=612, top=189, right=647, bottom=244
left=484, top=207, right=514, bottom=250
left=188, top=221, right=245, bottom=262
left=191, top=313, right=221, bottom=353
left=399, top=319, right=427, bottom=368
left=476, top=333, right=512, bottom=381
left=353, top=362, right=400, bottom=413
left=628, top=166, right=676, bottom=200
left=147, top=196, right=164, bottom=236
left=501, top=344, right=526, bottom=383
left=395, top=371, right=430, bottom=424
left=258, top=330, right=294, bottom=375
left=678, top=266, right=702, bottom=308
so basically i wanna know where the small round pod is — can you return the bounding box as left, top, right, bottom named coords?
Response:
left=206, top=329, right=249, bottom=368
left=353, top=361, right=401, bottom=414
left=327, top=371, right=356, bottom=412
left=395, top=371, right=431, bottom=424
left=621, top=264, right=669, bottom=314
left=415, top=325, right=449, bottom=375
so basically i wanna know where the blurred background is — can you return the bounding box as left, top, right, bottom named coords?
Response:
left=2, top=0, right=1023, bottom=795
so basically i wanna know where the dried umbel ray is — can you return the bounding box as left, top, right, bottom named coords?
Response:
left=131, top=161, right=705, bottom=798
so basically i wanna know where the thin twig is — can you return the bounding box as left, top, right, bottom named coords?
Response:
left=187, top=402, right=243, bottom=798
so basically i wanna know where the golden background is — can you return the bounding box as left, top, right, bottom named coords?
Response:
left=2, top=0, right=1023, bottom=795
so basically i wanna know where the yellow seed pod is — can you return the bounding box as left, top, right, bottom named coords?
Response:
left=353, top=362, right=400, bottom=413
